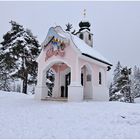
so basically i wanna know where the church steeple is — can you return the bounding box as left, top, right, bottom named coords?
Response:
left=76, top=9, right=93, bottom=47
left=79, top=9, right=91, bottom=32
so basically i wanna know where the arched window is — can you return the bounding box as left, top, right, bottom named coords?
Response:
left=89, top=34, right=91, bottom=40
left=80, top=33, right=83, bottom=40
left=99, top=72, right=102, bottom=85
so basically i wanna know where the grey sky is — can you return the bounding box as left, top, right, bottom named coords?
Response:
left=0, top=1, right=140, bottom=74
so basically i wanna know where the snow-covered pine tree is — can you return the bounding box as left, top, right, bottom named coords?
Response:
left=46, top=69, right=55, bottom=96
left=0, top=21, right=41, bottom=94
left=109, top=61, right=122, bottom=101
left=0, top=39, right=16, bottom=91
left=113, top=61, right=122, bottom=84
left=131, top=66, right=140, bottom=99
left=117, top=67, right=133, bottom=103
left=109, top=82, right=113, bottom=97
left=0, top=55, right=12, bottom=91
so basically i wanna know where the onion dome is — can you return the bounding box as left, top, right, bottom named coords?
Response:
left=78, top=20, right=91, bottom=32
left=79, top=21, right=91, bottom=28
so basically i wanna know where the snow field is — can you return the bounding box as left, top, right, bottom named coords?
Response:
left=0, top=91, right=140, bottom=138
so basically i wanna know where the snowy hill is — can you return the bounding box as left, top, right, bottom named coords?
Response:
left=0, top=91, right=140, bottom=139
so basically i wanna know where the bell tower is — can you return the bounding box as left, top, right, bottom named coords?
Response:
left=76, top=9, right=93, bottom=47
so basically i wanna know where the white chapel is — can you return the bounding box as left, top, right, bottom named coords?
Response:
left=35, top=16, right=112, bottom=102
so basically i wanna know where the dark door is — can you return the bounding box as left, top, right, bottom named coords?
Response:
left=65, top=72, right=71, bottom=98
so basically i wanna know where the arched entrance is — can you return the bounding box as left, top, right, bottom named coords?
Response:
left=81, top=64, right=93, bottom=100
left=43, top=61, right=71, bottom=100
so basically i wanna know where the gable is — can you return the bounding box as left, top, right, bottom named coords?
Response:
left=37, top=26, right=112, bottom=67
left=37, top=26, right=80, bottom=64
left=41, top=27, right=69, bottom=49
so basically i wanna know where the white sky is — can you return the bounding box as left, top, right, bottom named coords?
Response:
left=0, top=1, right=140, bottom=74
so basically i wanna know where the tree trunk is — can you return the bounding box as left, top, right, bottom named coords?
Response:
left=22, top=74, right=28, bottom=94
left=128, top=87, right=134, bottom=103
left=129, top=96, right=134, bottom=103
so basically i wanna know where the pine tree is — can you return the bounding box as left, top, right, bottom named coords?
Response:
left=110, top=63, right=133, bottom=103
left=109, top=82, right=113, bottom=97
left=0, top=57, right=12, bottom=91
left=117, top=67, right=133, bottom=103
left=0, top=41, right=16, bottom=91
left=0, top=21, right=41, bottom=94
left=46, top=69, right=55, bottom=96
left=65, top=23, right=73, bottom=32
left=113, top=61, right=122, bottom=84
left=109, top=61, right=122, bottom=101
left=131, top=66, right=140, bottom=99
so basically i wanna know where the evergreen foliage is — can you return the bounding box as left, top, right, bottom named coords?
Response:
left=117, top=67, right=133, bottom=103
left=109, top=61, right=123, bottom=101
left=0, top=21, right=41, bottom=94
left=0, top=59, right=12, bottom=91
left=65, top=23, right=77, bottom=35
left=109, top=61, right=140, bottom=103
left=131, top=66, right=140, bottom=99
left=46, top=69, right=55, bottom=96
left=113, top=61, right=122, bottom=84
left=65, top=23, right=73, bottom=32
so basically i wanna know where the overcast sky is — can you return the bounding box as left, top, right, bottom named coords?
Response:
left=0, top=1, right=140, bottom=76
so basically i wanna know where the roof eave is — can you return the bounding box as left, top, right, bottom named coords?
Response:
left=82, top=53, right=113, bottom=66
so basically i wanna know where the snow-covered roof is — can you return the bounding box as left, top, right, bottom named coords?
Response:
left=42, top=26, right=112, bottom=66
left=71, top=34, right=112, bottom=66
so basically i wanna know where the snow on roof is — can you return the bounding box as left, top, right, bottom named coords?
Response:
left=71, top=34, right=112, bottom=66
left=42, top=26, right=112, bottom=66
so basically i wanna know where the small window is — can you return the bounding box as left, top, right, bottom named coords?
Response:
left=89, top=34, right=91, bottom=40
left=99, top=72, right=102, bottom=85
left=80, top=33, right=83, bottom=40
left=81, top=73, right=83, bottom=86
left=87, top=74, right=91, bottom=81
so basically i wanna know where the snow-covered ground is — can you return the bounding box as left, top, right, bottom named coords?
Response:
left=135, top=97, right=140, bottom=103
left=0, top=91, right=140, bottom=139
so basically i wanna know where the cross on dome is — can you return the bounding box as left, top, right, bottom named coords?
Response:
left=83, top=9, right=86, bottom=18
